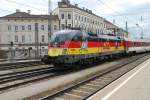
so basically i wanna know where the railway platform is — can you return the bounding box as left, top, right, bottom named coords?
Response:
left=88, top=58, right=150, bottom=100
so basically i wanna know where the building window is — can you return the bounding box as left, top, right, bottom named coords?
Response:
left=42, top=35, right=45, bottom=43
left=100, top=23, right=103, bottom=27
left=75, top=15, right=78, bottom=20
left=79, top=16, right=80, bottom=21
left=68, top=14, right=71, bottom=19
left=15, top=35, right=18, bottom=43
left=28, top=25, right=31, bottom=30
left=82, top=16, right=84, bottom=22
left=85, top=27, right=86, bottom=31
left=61, top=24, right=65, bottom=30
left=61, top=14, right=64, bottom=19
left=22, top=26, right=25, bottom=30
left=29, top=35, right=31, bottom=43
left=8, top=25, right=11, bottom=30
left=87, top=18, right=89, bottom=23
left=104, top=24, right=106, bottom=28
left=0, top=35, right=1, bottom=43
left=15, top=26, right=18, bottom=31
left=85, top=17, right=86, bottom=22
left=22, top=35, right=25, bottom=43
left=41, top=25, right=44, bottom=30
left=68, top=24, right=71, bottom=29
left=54, top=25, right=57, bottom=30
left=48, top=25, right=51, bottom=31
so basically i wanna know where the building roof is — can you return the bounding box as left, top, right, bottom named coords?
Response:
left=0, top=12, right=59, bottom=20
left=58, top=1, right=103, bottom=19
left=104, top=19, right=118, bottom=28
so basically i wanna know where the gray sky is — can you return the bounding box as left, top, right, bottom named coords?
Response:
left=0, top=0, right=150, bottom=39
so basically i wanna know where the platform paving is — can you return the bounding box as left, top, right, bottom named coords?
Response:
left=88, top=58, right=150, bottom=100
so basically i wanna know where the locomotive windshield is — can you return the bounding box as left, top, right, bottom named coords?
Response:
left=50, top=30, right=82, bottom=45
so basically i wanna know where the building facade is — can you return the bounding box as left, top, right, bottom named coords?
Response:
left=53, top=0, right=105, bottom=34
left=0, top=10, right=59, bottom=50
left=104, top=19, right=119, bottom=35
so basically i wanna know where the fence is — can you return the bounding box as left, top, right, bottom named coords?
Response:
left=0, top=43, right=48, bottom=60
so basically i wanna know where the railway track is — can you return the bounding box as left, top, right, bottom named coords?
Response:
left=40, top=53, right=150, bottom=100
left=0, top=61, right=44, bottom=70
left=0, top=66, right=58, bottom=93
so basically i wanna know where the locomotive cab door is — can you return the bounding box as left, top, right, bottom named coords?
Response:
left=81, top=32, right=88, bottom=54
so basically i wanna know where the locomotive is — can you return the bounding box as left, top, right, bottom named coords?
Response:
left=42, top=30, right=150, bottom=68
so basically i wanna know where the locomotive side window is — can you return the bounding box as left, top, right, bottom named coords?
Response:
left=50, top=31, right=75, bottom=45
left=72, top=34, right=82, bottom=41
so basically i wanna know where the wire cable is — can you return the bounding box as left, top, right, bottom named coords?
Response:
left=5, top=0, right=47, bottom=12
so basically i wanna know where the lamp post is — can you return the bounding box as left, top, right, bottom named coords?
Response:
left=48, top=0, right=52, bottom=40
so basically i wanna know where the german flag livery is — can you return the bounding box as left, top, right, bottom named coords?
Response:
left=42, top=30, right=126, bottom=67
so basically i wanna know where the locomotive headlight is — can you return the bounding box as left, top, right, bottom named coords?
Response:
left=62, top=49, right=67, bottom=55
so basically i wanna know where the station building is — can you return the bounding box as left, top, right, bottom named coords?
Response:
left=53, top=0, right=105, bottom=34
left=0, top=10, right=59, bottom=50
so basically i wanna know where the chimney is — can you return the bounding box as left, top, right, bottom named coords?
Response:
left=27, top=10, right=31, bottom=14
left=62, top=0, right=70, bottom=4
left=83, top=7, right=85, bottom=10
left=16, top=9, right=20, bottom=12
left=75, top=4, right=78, bottom=7
left=89, top=10, right=92, bottom=13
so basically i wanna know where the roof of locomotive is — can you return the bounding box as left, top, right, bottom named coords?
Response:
left=87, top=33, right=121, bottom=41
left=124, top=37, right=150, bottom=42
left=54, top=30, right=82, bottom=34
left=98, top=34, right=121, bottom=40
left=54, top=30, right=122, bottom=41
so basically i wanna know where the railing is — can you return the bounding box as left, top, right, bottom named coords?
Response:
left=0, top=43, right=48, bottom=60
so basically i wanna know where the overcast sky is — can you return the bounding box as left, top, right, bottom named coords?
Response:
left=0, top=0, right=150, bottom=39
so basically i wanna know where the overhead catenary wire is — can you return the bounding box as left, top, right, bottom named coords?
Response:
left=5, top=0, right=47, bottom=12
left=97, top=0, right=138, bottom=25
left=0, top=8, right=13, bottom=13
